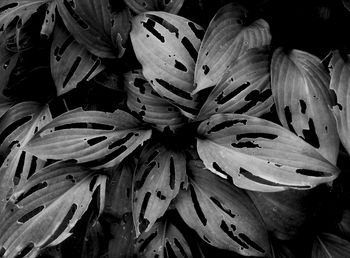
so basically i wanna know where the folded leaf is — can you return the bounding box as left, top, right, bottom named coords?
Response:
left=50, top=24, right=105, bottom=96
left=24, top=108, right=152, bottom=169
left=312, top=233, right=350, bottom=258
left=135, top=218, right=193, bottom=257
left=176, top=160, right=270, bottom=256
left=193, top=2, right=271, bottom=93
left=197, top=48, right=273, bottom=121
left=133, top=141, right=187, bottom=235
left=125, top=70, right=186, bottom=132
left=271, top=48, right=339, bottom=164
left=197, top=113, right=339, bottom=192
left=57, top=0, right=128, bottom=58
left=130, top=11, right=204, bottom=119
left=124, top=0, right=184, bottom=14
left=329, top=50, right=350, bottom=156
left=0, top=161, right=106, bottom=258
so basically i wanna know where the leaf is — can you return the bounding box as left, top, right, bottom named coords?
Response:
left=24, top=108, right=152, bottom=169
left=197, top=48, right=273, bottom=121
left=197, top=113, right=339, bottom=192
left=342, top=0, right=350, bottom=12
left=329, top=51, right=350, bottom=156
left=0, top=161, right=106, bottom=258
left=40, top=1, right=57, bottom=38
left=135, top=218, right=193, bottom=257
left=50, top=24, right=105, bottom=96
left=176, top=160, right=270, bottom=256
left=0, top=98, right=12, bottom=118
left=0, top=46, right=19, bottom=98
left=271, top=48, right=339, bottom=165
left=110, top=8, right=132, bottom=59
left=0, top=0, right=51, bottom=38
left=193, top=2, right=271, bottom=93
left=133, top=141, right=187, bottom=235
left=130, top=11, right=204, bottom=119
left=57, top=0, right=127, bottom=58
left=271, top=237, right=296, bottom=258
left=312, top=233, right=350, bottom=258
left=125, top=69, right=186, bottom=132
left=124, top=0, right=184, bottom=14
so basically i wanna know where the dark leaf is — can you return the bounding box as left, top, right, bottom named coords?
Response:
left=312, top=233, right=350, bottom=258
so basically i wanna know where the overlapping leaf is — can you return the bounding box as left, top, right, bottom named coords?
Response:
left=329, top=51, right=350, bottom=156
left=135, top=218, right=193, bottom=257
left=312, top=233, right=350, bottom=258
left=271, top=48, right=339, bottom=164
left=125, top=70, right=186, bottom=132
left=130, top=11, right=204, bottom=119
left=197, top=48, right=273, bottom=121
left=193, top=2, right=271, bottom=93
left=57, top=0, right=130, bottom=58
left=133, top=141, right=187, bottom=235
left=24, top=108, right=152, bottom=169
left=0, top=161, right=106, bottom=258
left=50, top=24, right=105, bottom=96
left=124, top=0, right=184, bottom=14
left=40, top=1, right=57, bottom=38
left=197, top=113, right=339, bottom=192
left=0, top=46, right=19, bottom=98
left=176, top=160, right=270, bottom=256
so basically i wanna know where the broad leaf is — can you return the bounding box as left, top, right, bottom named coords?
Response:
left=124, top=0, right=184, bottom=14
left=57, top=0, right=129, bottom=58
left=197, top=113, right=339, bottom=192
left=0, top=98, right=12, bottom=118
left=271, top=48, right=339, bottom=164
left=125, top=70, right=186, bottom=132
left=0, top=161, right=106, bottom=258
left=24, top=108, right=152, bottom=169
left=271, top=237, right=296, bottom=258
left=133, top=141, right=187, bottom=235
left=312, top=233, right=350, bottom=258
left=197, top=48, right=273, bottom=121
left=176, top=160, right=270, bottom=256
left=130, top=11, right=204, bottom=119
left=51, top=24, right=105, bottom=96
left=40, top=1, right=57, bottom=38
left=0, top=0, right=51, bottom=38
left=135, top=218, right=193, bottom=257
left=329, top=51, right=350, bottom=156
left=193, top=2, right=271, bottom=93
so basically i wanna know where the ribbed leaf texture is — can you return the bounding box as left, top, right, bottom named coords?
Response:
left=312, top=233, right=350, bottom=258
left=133, top=141, right=187, bottom=235
left=271, top=48, right=339, bottom=164
left=176, top=160, right=270, bottom=256
left=40, top=1, right=57, bottom=38
left=197, top=113, right=339, bottom=192
left=130, top=11, right=204, bottom=119
left=124, top=0, right=184, bottom=14
left=125, top=69, right=186, bottom=132
left=197, top=48, right=273, bottom=121
left=193, top=2, right=271, bottom=93
left=24, top=108, right=152, bottom=169
left=0, top=161, right=106, bottom=258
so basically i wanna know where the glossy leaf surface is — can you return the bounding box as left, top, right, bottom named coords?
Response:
left=176, top=160, right=270, bottom=256
left=271, top=48, right=338, bottom=164
left=193, top=2, right=271, bottom=93
left=197, top=113, right=339, bottom=192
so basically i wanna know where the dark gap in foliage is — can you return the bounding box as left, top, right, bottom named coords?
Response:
left=300, top=118, right=320, bottom=149
left=27, top=156, right=38, bottom=179
left=207, top=119, right=247, bottom=134
left=181, top=37, right=198, bottom=61
left=146, top=14, right=179, bottom=38
left=141, top=19, right=165, bottom=43
left=62, top=57, right=82, bottom=88
left=13, top=151, right=26, bottom=185
left=166, top=241, right=177, bottom=258
left=89, top=175, right=99, bottom=192
left=215, top=82, right=250, bottom=105
left=210, top=197, right=236, bottom=218
left=0, top=116, right=32, bottom=146
left=189, top=184, right=207, bottom=226
left=15, top=182, right=48, bottom=204
left=139, top=231, right=158, bottom=253
left=155, top=78, right=193, bottom=100
left=13, top=242, right=34, bottom=258
left=87, top=136, right=107, bottom=146
left=18, top=205, right=45, bottom=223
left=238, top=233, right=265, bottom=253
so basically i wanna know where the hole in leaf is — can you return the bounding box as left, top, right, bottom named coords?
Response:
left=141, top=19, right=164, bottom=43
left=0, top=116, right=32, bottom=146
left=155, top=79, right=192, bottom=100
left=238, top=233, right=265, bottom=253
left=210, top=197, right=236, bottom=218
left=207, top=119, right=247, bottom=134
left=139, top=231, right=158, bottom=253
left=236, top=89, right=272, bottom=114
left=62, top=57, right=82, bottom=88
left=18, top=206, right=45, bottom=223
left=146, top=14, right=179, bottom=38
left=146, top=150, right=160, bottom=164
left=166, top=241, right=177, bottom=258
left=81, top=145, right=127, bottom=167
left=0, top=247, right=5, bottom=257
left=15, top=182, right=48, bottom=204
left=296, top=169, right=329, bottom=177
left=55, top=122, right=113, bottom=131
left=215, top=82, right=251, bottom=105
left=188, top=22, right=204, bottom=40
left=87, top=136, right=107, bottom=146
left=139, top=192, right=151, bottom=232
left=181, top=37, right=198, bottom=61
left=299, top=99, right=307, bottom=114
left=89, top=175, right=99, bottom=191
left=175, top=60, right=187, bottom=72
left=134, top=78, right=146, bottom=94
left=108, top=132, right=134, bottom=149
left=231, top=141, right=260, bottom=148
left=300, top=118, right=320, bottom=149
left=220, top=220, right=249, bottom=249
left=169, top=157, right=175, bottom=190
left=236, top=133, right=277, bottom=141
left=202, top=65, right=210, bottom=75
left=13, top=242, right=34, bottom=258
left=189, top=184, right=207, bottom=226
left=135, top=161, right=156, bottom=190
left=0, top=3, right=18, bottom=13
left=14, top=151, right=26, bottom=185
left=284, top=106, right=297, bottom=134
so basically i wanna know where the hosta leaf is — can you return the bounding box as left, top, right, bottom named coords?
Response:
left=24, top=108, right=152, bottom=169
left=135, top=218, right=193, bottom=257
left=133, top=141, right=187, bottom=235
left=130, top=11, right=204, bottom=119
left=271, top=48, right=339, bottom=164
left=0, top=161, right=106, bottom=258
left=125, top=70, right=186, bottom=132
left=0, top=0, right=50, bottom=38
left=312, top=233, right=350, bottom=258
left=40, top=1, right=57, bottom=38
left=0, top=101, right=52, bottom=156
left=197, top=48, right=273, bottom=121
left=51, top=24, right=105, bottom=96
left=193, top=2, right=271, bottom=93
left=176, top=160, right=270, bottom=256
left=329, top=51, right=350, bottom=156
left=57, top=0, right=128, bottom=58
left=0, top=98, right=12, bottom=118
left=197, top=113, right=339, bottom=192
left=124, top=0, right=184, bottom=14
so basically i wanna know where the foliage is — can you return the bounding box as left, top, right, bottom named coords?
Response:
left=1, top=0, right=350, bottom=257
